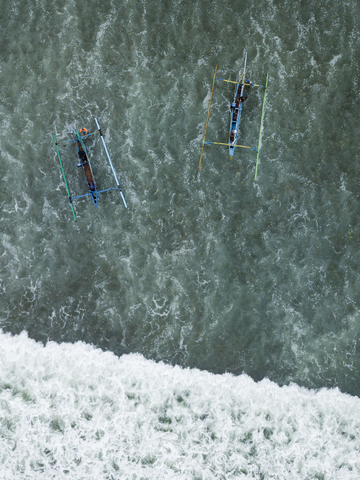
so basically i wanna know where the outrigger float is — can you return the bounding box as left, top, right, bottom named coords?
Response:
left=53, top=118, right=127, bottom=222
left=198, top=52, right=268, bottom=180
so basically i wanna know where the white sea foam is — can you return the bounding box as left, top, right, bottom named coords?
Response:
left=329, top=54, right=342, bottom=67
left=0, top=330, right=359, bottom=479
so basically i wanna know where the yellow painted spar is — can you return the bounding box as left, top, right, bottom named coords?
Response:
left=198, top=65, right=218, bottom=172
left=220, top=79, right=261, bottom=86
left=210, top=142, right=254, bottom=149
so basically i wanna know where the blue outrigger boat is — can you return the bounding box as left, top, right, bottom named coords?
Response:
left=53, top=117, right=127, bottom=222
left=198, top=52, right=268, bottom=180
left=229, top=52, right=248, bottom=160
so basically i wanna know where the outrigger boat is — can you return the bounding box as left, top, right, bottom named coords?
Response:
left=198, top=52, right=268, bottom=180
left=53, top=117, right=127, bottom=222
left=229, top=52, right=249, bottom=160
left=68, top=121, right=97, bottom=203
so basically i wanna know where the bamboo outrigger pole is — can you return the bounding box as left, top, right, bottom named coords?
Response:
left=53, top=134, right=77, bottom=222
left=94, top=118, right=127, bottom=208
left=254, top=72, right=268, bottom=181
left=198, top=65, right=218, bottom=172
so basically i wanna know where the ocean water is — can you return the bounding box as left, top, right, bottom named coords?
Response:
left=1, top=0, right=360, bottom=478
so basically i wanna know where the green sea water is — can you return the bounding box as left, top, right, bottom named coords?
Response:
left=1, top=0, right=360, bottom=397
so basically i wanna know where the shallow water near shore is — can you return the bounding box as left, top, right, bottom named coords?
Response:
left=1, top=331, right=360, bottom=479
left=1, top=0, right=360, bottom=477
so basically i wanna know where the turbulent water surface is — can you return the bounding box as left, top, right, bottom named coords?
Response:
left=1, top=0, right=360, bottom=478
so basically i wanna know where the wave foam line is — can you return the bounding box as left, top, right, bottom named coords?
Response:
left=0, top=330, right=359, bottom=479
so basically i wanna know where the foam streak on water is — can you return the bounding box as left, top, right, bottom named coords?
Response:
left=1, top=331, right=359, bottom=479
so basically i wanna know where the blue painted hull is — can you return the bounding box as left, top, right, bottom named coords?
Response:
left=229, top=83, right=243, bottom=159
left=228, top=52, right=247, bottom=159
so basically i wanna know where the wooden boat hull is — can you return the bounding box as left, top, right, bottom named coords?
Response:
left=76, top=138, right=97, bottom=203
